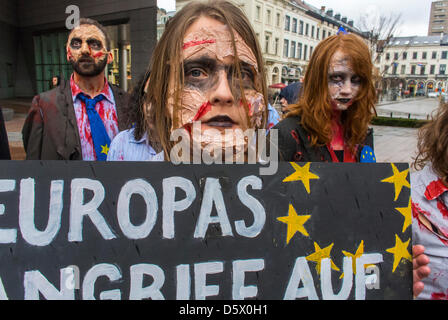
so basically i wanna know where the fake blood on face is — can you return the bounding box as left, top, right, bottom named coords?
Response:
left=193, top=101, right=212, bottom=122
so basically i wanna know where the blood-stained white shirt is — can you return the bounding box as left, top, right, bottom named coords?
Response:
left=411, top=165, right=448, bottom=300
left=70, top=75, right=119, bottom=160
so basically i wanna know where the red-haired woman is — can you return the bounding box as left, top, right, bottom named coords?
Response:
left=273, top=33, right=376, bottom=163
left=273, top=32, right=430, bottom=297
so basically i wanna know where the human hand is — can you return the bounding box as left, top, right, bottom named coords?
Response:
left=413, top=245, right=430, bottom=298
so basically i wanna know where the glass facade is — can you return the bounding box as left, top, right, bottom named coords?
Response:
left=33, top=32, right=71, bottom=94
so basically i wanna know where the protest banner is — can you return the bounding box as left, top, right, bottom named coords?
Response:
left=0, top=161, right=412, bottom=300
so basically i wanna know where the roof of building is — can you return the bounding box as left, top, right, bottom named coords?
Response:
left=388, top=35, right=448, bottom=46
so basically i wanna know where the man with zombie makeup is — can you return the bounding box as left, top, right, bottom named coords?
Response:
left=22, top=18, right=129, bottom=160
left=107, top=0, right=268, bottom=162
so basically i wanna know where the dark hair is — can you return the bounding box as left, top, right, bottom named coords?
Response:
left=70, top=17, right=111, bottom=51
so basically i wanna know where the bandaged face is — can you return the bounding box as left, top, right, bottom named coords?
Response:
left=67, top=24, right=111, bottom=77
left=167, top=16, right=266, bottom=157
left=327, top=50, right=361, bottom=111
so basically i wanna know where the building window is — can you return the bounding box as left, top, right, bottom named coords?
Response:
left=265, top=35, right=270, bottom=53
left=442, top=51, right=448, bottom=59
left=305, top=23, right=309, bottom=36
left=430, top=65, right=436, bottom=74
left=291, top=41, right=296, bottom=58
left=403, top=52, right=407, bottom=60
left=411, top=65, right=416, bottom=75
left=384, top=65, right=389, bottom=74
left=440, top=64, right=446, bottom=75
left=322, top=30, right=326, bottom=39
left=392, top=63, right=398, bottom=75
left=299, top=20, right=304, bottom=35
left=285, top=15, right=291, bottom=31
left=276, top=13, right=281, bottom=27
left=432, top=51, right=437, bottom=59
left=292, top=18, right=297, bottom=33
left=311, top=26, right=315, bottom=38
left=420, top=65, right=426, bottom=75
left=412, top=52, right=418, bottom=59
left=317, top=27, right=320, bottom=40
left=284, top=39, right=289, bottom=57
left=401, top=65, right=406, bottom=74
left=422, top=52, right=427, bottom=59
left=266, top=9, right=272, bottom=25
left=304, top=45, right=308, bottom=60
left=256, top=6, right=261, bottom=21
left=394, top=52, right=399, bottom=60
left=274, top=38, right=279, bottom=56
left=386, top=53, right=390, bottom=60
left=297, top=42, right=302, bottom=60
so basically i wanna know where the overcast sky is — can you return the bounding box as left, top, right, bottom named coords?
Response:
left=157, top=0, right=432, bottom=37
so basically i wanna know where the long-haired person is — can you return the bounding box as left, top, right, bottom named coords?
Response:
left=273, top=33, right=376, bottom=163
left=272, top=31, right=430, bottom=297
left=107, top=0, right=268, bottom=162
left=412, top=104, right=448, bottom=299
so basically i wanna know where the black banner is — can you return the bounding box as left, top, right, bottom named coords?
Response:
left=0, top=161, right=412, bottom=300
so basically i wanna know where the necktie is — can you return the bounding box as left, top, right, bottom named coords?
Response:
left=77, top=93, right=110, bottom=161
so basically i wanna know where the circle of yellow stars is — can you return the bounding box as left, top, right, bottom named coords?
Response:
left=275, top=162, right=413, bottom=279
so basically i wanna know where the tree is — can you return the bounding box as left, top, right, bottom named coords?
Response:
left=358, top=9, right=409, bottom=101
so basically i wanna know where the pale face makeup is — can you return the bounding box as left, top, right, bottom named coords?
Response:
left=327, top=50, right=361, bottom=111
left=167, top=15, right=266, bottom=156
left=66, top=24, right=112, bottom=76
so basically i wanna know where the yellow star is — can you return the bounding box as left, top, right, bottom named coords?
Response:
left=395, top=197, right=412, bottom=233
left=101, top=144, right=110, bottom=155
left=306, top=242, right=340, bottom=274
left=277, top=204, right=311, bottom=244
left=340, top=240, right=365, bottom=279
left=283, top=162, right=320, bottom=194
left=386, top=234, right=412, bottom=273
left=381, top=163, right=410, bottom=201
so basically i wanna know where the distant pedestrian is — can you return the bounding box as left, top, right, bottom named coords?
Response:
left=0, top=108, right=11, bottom=160
left=278, top=82, right=302, bottom=115
left=50, top=76, right=61, bottom=89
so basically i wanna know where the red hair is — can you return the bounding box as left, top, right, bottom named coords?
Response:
left=287, top=33, right=377, bottom=152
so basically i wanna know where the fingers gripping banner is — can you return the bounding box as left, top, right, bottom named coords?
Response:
left=0, top=161, right=412, bottom=300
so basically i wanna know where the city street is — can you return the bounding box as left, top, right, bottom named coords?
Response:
left=376, top=97, right=441, bottom=120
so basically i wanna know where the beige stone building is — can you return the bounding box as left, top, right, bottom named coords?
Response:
left=428, top=1, right=448, bottom=36
left=375, top=35, right=448, bottom=98
left=175, top=0, right=365, bottom=86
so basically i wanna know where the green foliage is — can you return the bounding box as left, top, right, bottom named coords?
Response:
left=370, top=116, right=429, bottom=128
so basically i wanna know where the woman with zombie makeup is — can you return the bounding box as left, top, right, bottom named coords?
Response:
left=273, top=33, right=376, bottom=163
left=107, top=0, right=268, bottom=162
left=411, top=103, right=448, bottom=300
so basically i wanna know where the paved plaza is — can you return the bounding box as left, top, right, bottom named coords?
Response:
left=0, top=97, right=438, bottom=169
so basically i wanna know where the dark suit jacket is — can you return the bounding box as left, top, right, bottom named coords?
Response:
left=22, top=79, right=130, bottom=160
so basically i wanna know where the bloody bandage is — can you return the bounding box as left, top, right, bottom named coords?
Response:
left=183, top=39, right=217, bottom=50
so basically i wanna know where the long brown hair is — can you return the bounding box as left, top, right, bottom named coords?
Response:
left=414, top=103, right=448, bottom=183
left=286, top=33, right=377, bottom=152
left=136, top=0, right=268, bottom=159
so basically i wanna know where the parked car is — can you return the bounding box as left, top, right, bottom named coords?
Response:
left=428, top=91, right=439, bottom=98
left=416, top=89, right=425, bottom=96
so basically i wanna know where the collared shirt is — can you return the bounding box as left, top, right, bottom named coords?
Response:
left=107, top=128, right=164, bottom=161
left=70, top=75, right=119, bottom=160
left=411, top=165, right=448, bottom=300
